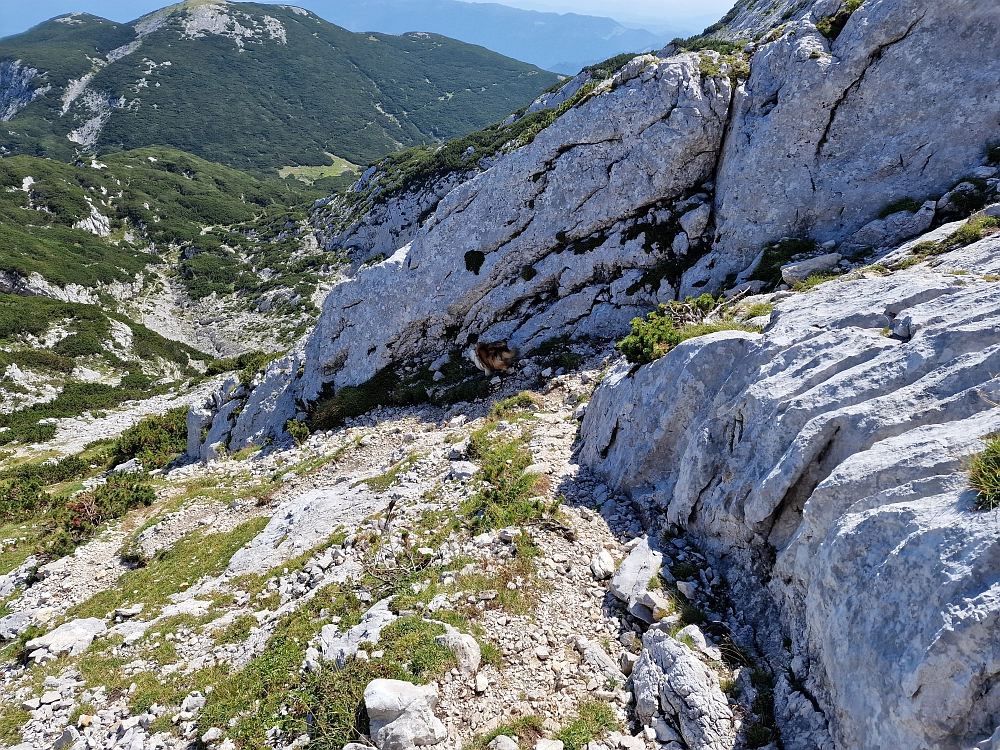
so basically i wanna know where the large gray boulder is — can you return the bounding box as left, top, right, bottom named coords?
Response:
left=433, top=627, right=480, bottom=678
left=632, top=629, right=735, bottom=750
left=581, top=234, right=1000, bottom=749
left=25, top=618, right=106, bottom=662
left=321, top=599, right=397, bottom=669
left=609, top=537, right=663, bottom=623
left=364, top=679, right=447, bottom=750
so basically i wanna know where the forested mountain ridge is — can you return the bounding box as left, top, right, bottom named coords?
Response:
left=0, top=1, right=559, bottom=175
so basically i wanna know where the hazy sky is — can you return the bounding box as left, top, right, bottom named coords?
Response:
left=0, top=0, right=735, bottom=39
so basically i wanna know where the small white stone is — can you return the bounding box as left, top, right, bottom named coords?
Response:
left=201, top=727, right=223, bottom=743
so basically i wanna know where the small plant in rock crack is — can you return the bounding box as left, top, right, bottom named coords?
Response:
left=285, top=418, right=310, bottom=446
left=969, top=433, right=1000, bottom=510
left=617, top=297, right=758, bottom=366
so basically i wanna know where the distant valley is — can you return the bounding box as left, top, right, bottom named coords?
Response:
left=310, top=0, right=679, bottom=73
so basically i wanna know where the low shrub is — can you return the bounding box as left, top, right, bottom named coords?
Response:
left=205, top=350, right=279, bottom=387
left=109, top=407, right=189, bottom=470
left=63, top=473, right=155, bottom=541
left=744, top=302, right=774, bottom=318
left=491, top=392, right=538, bottom=420
left=970, top=433, right=1000, bottom=510
left=286, top=418, right=310, bottom=446
left=616, top=305, right=754, bottom=365
left=815, top=0, right=863, bottom=41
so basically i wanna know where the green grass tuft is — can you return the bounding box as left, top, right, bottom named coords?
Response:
left=878, top=198, right=923, bottom=219
left=791, top=271, right=840, bottom=292
left=554, top=702, right=620, bottom=750
left=462, top=427, right=551, bottom=530
left=970, top=433, right=1000, bottom=510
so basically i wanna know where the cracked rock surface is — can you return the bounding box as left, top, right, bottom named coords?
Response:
left=581, top=228, right=1000, bottom=750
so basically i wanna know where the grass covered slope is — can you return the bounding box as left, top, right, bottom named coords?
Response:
left=0, top=2, right=560, bottom=174
left=0, top=147, right=323, bottom=299
left=0, top=292, right=211, bottom=442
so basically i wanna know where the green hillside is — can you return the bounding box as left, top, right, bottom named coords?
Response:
left=0, top=147, right=322, bottom=299
left=0, top=1, right=559, bottom=175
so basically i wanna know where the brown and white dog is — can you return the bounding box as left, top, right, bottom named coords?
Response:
left=470, top=340, right=519, bottom=375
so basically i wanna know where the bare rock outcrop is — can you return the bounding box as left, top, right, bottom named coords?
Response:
left=580, top=232, right=1000, bottom=749
left=700, top=0, right=1000, bottom=291
left=208, top=52, right=733, bottom=451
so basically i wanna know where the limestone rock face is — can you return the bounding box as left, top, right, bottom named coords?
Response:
left=580, top=237, right=1000, bottom=749
left=315, top=171, right=469, bottom=267
left=300, top=53, right=729, bottom=396
left=196, top=0, right=1000, bottom=457
left=210, top=52, right=732, bottom=449
left=705, top=0, right=1000, bottom=290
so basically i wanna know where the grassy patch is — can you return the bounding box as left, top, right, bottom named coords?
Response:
left=462, top=427, right=551, bottom=531
left=68, top=517, right=269, bottom=619
left=475, top=716, right=545, bottom=750
left=0, top=706, right=30, bottom=745
left=279, top=153, right=360, bottom=185
left=554, top=702, right=620, bottom=750
left=359, top=452, right=421, bottom=493
left=492, top=392, right=540, bottom=421
left=878, top=198, right=923, bottom=219
left=970, top=433, right=1000, bottom=510
left=199, top=602, right=454, bottom=750
left=217, top=614, right=260, bottom=645
left=743, top=303, right=774, bottom=318
left=905, top=216, right=1000, bottom=264
left=791, top=272, right=840, bottom=292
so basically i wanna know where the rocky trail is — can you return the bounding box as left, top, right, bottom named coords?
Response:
left=0, top=349, right=757, bottom=750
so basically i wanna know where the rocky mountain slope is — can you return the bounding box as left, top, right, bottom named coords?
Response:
left=204, top=0, right=1000, bottom=453
left=174, top=0, right=1000, bottom=747
left=3, top=1, right=1000, bottom=750
left=0, top=1, right=558, bottom=174
left=0, top=143, right=334, bottom=392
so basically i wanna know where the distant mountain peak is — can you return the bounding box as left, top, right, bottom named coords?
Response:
left=0, top=2, right=558, bottom=172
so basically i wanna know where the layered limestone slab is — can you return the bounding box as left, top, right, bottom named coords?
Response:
left=580, top=256, right=1000, bottom=749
